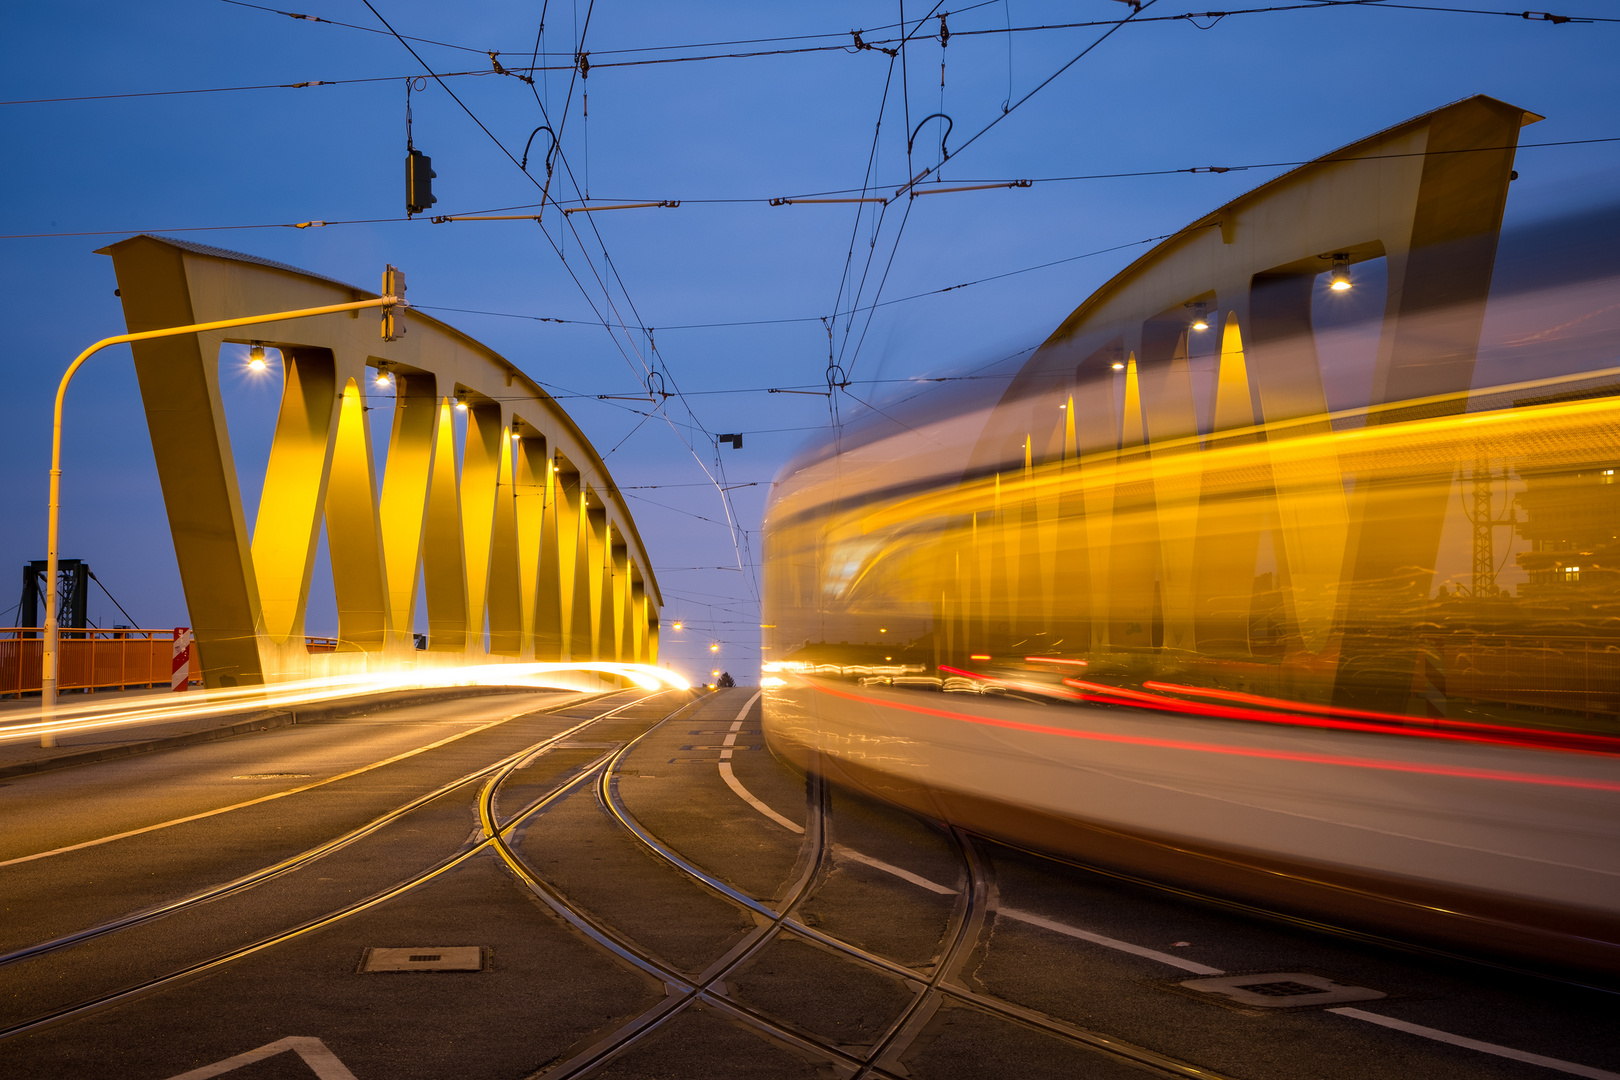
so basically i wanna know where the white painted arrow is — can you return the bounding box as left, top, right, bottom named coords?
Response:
left=164, top=1036, right=358, bottom=1080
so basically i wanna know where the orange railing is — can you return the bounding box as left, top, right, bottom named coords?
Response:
left=0, top=628, right=191, bottom=697
left=1437, top=634, right=1620, bottom=721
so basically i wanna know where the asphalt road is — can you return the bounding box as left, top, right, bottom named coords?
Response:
left=0, top=687, right=1615, bottom=1080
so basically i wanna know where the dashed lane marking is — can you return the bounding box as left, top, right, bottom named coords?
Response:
left=725, top=692, right=1620, bottom=1078
left=1000, top=907, right=1223, bottom=974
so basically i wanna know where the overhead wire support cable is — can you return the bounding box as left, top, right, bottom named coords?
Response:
left=431, top=214, right=544, bottom=223
left=10, top=4, right=1607, bottom=108
left=770, top=196, right=890, bottom=206
left=10, top=2, right=1610, bottom=108
left=911, top=179, right=1030, bottom=196
left=561, top=201, right=680, bottom=214
left=13, top=132, right=1615, bottom=240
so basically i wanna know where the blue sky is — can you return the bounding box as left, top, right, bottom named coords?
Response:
left=2, top=0, right=1616, bottom=682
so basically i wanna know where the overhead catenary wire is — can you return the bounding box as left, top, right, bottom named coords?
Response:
left=895, top=0, right=1163, bottom=199
left=8, top=0, right=1603, bottom=107
left=532, top=7, right=763, bottom=601
left=356, top=0, right=656, bottom=398
left=360, top=0, right=760, bottom=603
left=214, top=0, right=1006, bottom=60
left=7, top=135, right=1615, bottom=240
left=217, top=0, right=1612, bottom=63
left=28, top=4, right=1607, bottom=647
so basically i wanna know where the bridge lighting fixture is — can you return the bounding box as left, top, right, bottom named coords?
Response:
left=247, top=343, right=267, bottom=372
left=672, top=620, right=683, bottom=631
left=1187, top=302, right=1209, bottom=331
left=710, top=643, right=720, bottom=653
left=454, top=398, right=468, bottom=412
left=374, top=367, right=392, bottom=387
left=1111, top=362, right=1125, bottom=371
left=1328, top=255, right=1353, bottom=292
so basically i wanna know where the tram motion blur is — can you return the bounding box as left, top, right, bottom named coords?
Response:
left=759, top=96, right=1620, bottom=982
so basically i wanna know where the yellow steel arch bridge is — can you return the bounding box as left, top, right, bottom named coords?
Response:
left=99, top=235, right=660, bottom=689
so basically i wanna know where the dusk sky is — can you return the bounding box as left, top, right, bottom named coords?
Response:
left=4, top=0, right=1616, bottom=683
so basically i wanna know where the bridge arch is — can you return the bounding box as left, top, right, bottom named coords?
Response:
left=99, top=234, right=660, bottom=687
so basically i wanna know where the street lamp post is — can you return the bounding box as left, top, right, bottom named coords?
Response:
left=39, top=289, right=406, bottom=746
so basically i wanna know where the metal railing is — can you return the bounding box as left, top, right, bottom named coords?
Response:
left=0, top=628, right=184, bottom=697
left=1436, top=633, right=1620, bottom=721
left=1, top=629, right=355, bottom=695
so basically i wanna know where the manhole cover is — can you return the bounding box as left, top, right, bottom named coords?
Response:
left=360, top=947, right=485, bottom=972
left=1179, top=972, right=1385, bottom=1008
left=232, top=773, right=312, bottom=780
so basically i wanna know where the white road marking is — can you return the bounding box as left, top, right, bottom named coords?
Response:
left=998, top=907, right=1224, bottom=974
left=717, top=691, right=805, bottom=833
left=1, top=701, right=563, bottom=868
left=837, top=847, right=959, bottom=894
left=1329, top=1008, right=1620, bottom=1079
left=165, top=1036, right=358, bottom=1080
left=717, top=690, right=1616, bottom=1078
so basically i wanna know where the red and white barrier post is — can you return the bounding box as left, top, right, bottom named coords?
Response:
left=171, top=627, right=193, bottom=692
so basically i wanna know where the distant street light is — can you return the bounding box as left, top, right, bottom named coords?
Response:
left=40, top=283, right=406, bottom=744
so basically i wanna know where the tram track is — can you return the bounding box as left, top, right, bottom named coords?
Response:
left=488, top=697, right=872, bottom=1078
left=0, top=688, right=676, bottom=1043
left=503, top=690, right=1233, bottom=1079
left=0, top=690, right=627, bottom=970
left=9, top=686, right=1609, bottom=1078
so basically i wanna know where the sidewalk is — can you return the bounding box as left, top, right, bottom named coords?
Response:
left=0, top=685, right=573, bottom=781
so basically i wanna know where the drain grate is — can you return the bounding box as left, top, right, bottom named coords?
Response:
left=1178, top=972, right=1386, bottom=1009
left=360, top=947, right=484, bottom=973
left=1236, top=981, right=1324, bottom=997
